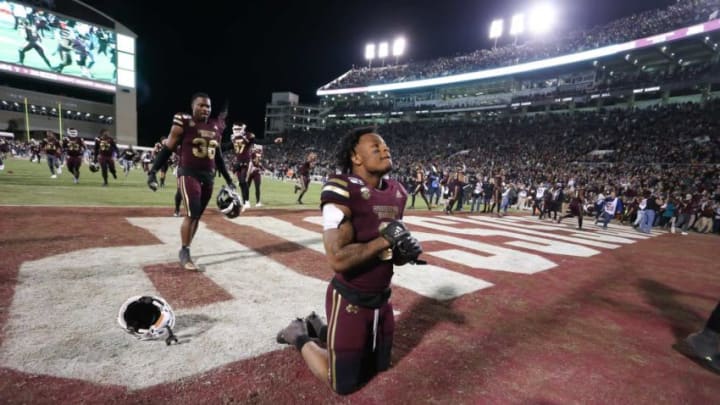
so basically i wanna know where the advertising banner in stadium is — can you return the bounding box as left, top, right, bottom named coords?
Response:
left=0, top=1, right=116, bottom=91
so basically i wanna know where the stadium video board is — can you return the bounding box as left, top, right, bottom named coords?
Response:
left=0, top=0, right=117, bottom=91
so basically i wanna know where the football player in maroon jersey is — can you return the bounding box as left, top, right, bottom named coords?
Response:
left=248, top=145, right=264, bottom=207
left=409, top=163, right=432, bottom=210
left=276, top=127, right=423, bottom=395
left=229, top=123, right=282, bottom=208
left=39, top=131, right=62, bottom=178
left=146, top=92, right=235, bottom=271
left=62, top=128, right=85, bottom=184
left=294, top=151, right=317, bottom=204
left=93, top=128, right=119, bottom=186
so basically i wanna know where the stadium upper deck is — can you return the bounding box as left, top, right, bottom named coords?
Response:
left=319, top=0, right=720, bottom=94
left=316, top=1, right=720, bottom=125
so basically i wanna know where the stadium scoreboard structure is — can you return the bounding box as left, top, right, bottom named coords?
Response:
left=0, top=0, right=137, bottom=145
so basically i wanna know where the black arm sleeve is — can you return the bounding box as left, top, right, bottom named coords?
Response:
left=93, top=142, right=99, bottom=161
left=215, top=147, right=233, bottom=185
left=149, top=146, right=172, bottom=174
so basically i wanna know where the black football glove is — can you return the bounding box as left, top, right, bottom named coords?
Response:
left=380, top=220, right=410, bottom=248
left=147, top=170, right=159, bottom=192
left=394, top=234, right=424, bottom=265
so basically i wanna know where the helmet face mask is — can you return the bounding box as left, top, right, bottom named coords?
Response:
left=118, top=295, right=177, bottom=345
left=231, top=124, right=246, bottom=139
left=216, top=185, right=244, bottom=218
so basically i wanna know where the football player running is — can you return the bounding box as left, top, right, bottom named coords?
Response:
left=276, top=127, right=423, bottom=395
left=294, top=151, right=317, bottom=205
left=62, top=128, right=85, bottom=184
left=229, top=123, right=282, bottom=209
left=118, top=144, right=137, bottom=177
left=147, top=92, right=235, bottom=271
left=39, top=131, right=62, bottom=178
left=93, top=128, right=119, bottom=186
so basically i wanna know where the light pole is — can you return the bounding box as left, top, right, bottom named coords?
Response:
left=510, top=13, right=524, bottom=45
left=378, top=41, right=389, bottom=66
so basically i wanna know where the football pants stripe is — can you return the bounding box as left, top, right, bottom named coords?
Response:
left=328, top=288, right=341, bottom=390
left=179, top=176, right=191, bottom=217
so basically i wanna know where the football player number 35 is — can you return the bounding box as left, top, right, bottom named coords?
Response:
left=192, top=138, right=218, bottom=159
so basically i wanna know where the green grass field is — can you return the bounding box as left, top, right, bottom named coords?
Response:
left=0, top=156, right=321, bottom=208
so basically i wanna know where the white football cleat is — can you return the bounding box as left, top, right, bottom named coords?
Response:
left=255, top=202, right=263, bottom=207
left=50, top=174, right=57, bottom=179
left=244, top=201, right=251, bottom=209
left=57, top=167, right=62, bottom=174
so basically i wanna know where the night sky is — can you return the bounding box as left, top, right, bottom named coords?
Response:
left=77, top=0, right=670, bottom=146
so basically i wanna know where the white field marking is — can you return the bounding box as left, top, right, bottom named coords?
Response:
left=308, top=216, right=555, bottom=274
left=0, top=218, right=327, bottom=390
left=458, top=216, right=634, bottom=245
left=236, top=216, right=493, bottom=299
left=412, top=231, right=556, bottom=275
left=402, top=216, right=602, bottom=257
left=508, top=215, right=663, bottom=238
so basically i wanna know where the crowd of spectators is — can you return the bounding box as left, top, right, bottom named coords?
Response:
left=261, top=99, right=720, bottom=233
left=323, top=0, right=720, bottom=90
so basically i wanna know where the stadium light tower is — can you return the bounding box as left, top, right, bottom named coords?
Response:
left=489, top=18, right=503, bottom=48
left=510, top=13, right=525, bottom=44
left=365, top=43, right=376, bottom=68
left=392, top=37, right=406, bottom=64
left=528, top=4, right=556, bottom=34
left=378, top=41, right=389, bottom=66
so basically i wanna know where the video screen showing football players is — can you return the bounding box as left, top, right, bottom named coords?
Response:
left=0, top=1, right=117, bottom=84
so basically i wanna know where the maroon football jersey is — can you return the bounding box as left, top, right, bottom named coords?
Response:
left=231, top=134, right=255, bottom=163
left=40, top=138, right=61, bottom=156
left=321, top=174, right=408, bottom=293
left=251, top=150, right=263, bottom=172
left=173, top=113, right=221, bottom=172
left=95, top=135, right=117, bottom=158
left=63, top=137, right=85, bottom=157
left=298, top=162, right=312, bottom=177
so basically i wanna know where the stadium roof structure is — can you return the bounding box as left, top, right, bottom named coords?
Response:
left=317, top=19, right=720, bottom=97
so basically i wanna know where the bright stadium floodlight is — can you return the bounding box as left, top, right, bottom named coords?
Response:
left=393, top=37, right=406, bottom=64
left=528, top=4, right=556, bottom=34
left=510, top=13, right=525, bottom=39
left=378, top=42, right=389, bottom=58
left=489, top=19, right=503, bottom=48
left=392, top=37, right=406, bottom=56
left=365, top=43, right=376, bottom=67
